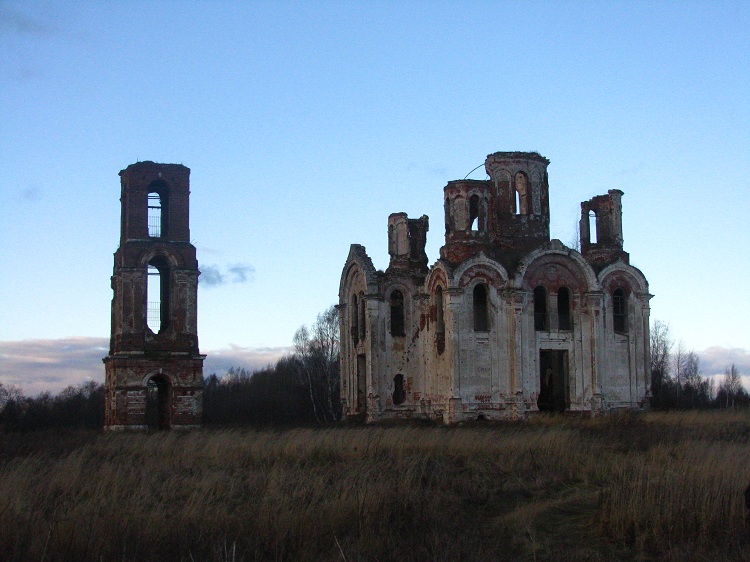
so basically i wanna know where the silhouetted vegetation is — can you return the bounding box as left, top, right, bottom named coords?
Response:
left=203, top=305, right=341, bottom=425
left=650, top=320, right=748, bottom=410
left=0, top=380, right=104, bottom=431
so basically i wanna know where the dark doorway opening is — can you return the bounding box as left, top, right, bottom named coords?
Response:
left=393, top=374, right=406, bottom=405
left=356, top=354, right=367, bottom=413
left=538, top=350, right=568, bottom=412
left=146, top=375, right=171, bottom=430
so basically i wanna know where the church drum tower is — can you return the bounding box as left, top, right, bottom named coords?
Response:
left=103, top=162, right=205, bottom=430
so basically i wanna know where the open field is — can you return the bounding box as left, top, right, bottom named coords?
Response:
left=1, top=411, right=750, bottom=561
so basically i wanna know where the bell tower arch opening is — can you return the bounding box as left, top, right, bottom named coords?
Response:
left=146, top=374, right=171, bottom=430
left=146, top=256, right=171, bottom=334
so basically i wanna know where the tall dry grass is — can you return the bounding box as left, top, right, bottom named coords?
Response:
left=1, top=411, right=749, bottom=561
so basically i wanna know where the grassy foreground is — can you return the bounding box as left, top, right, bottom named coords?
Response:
left=1, top=411, right=750, bottom=561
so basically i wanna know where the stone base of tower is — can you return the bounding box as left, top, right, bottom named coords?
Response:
left=103, top=354, right=204, bottom=430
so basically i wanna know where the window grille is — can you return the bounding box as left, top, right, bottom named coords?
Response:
left=147, top=266, right=161, bottom=332
left=148, top=193, right=162, bottom=238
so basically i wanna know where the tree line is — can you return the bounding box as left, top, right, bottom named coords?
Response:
left=0, top=313, right=746, bottom=431
left=202, top=305, right=341, bottom=425
left=650, top=320, right=748, bottom=409
left=0, top=306, right=341, bottom=431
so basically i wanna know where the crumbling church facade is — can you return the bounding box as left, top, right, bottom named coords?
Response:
left=104, top=162, right=204, bottom=430
left=339, top=152, right=651, bottom=423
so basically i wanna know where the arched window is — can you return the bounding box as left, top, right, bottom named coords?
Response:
left=534, top=286, right=548, bottom=331
left=473, top=284, right=489, bottom=332
left=147, top=256, right=170, bottom=333
left=557, top=287, right=572, bottom=331
left=454, top=196, right=467, bottom=231
left=469, top=194, right=480, bottom=231
left=358, top=293, right=366, bottom=340
left=147, top=184, right=168, bottom=238
left=613, top=288, right=628, bottom=333
left=351, top=294, right=359, bottom=344
left=514, top=172, right=529, bottom=215
left=589, top=211, right=598, bottom=244
left=436, top=286, right=445, bottom=334
left=147, top=192, right=162, bottom=237
left=393, top=374, right=406, bottom=405
left=390, top=290, right=405, bottom=337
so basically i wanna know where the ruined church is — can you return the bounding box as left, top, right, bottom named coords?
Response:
left=339, top=152, right=651, bottom=423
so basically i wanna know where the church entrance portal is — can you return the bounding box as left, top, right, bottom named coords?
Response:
left=538, top=350, right=568, bottom=412
left=146, top=375, right=171, bottom=430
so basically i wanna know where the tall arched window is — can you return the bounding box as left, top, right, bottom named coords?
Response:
left=390, top=290, right=405, bottom=337
left=469, top=194, right=480, bottom=231
left=351, top=294, right=359, bottom=344
left=613, top=288, right=628, bottom=333
left=147, top=192, right=162, bottom=238
left=589, top=211, right=598, bottom=244
left=473, top=284, right=489, bottom=332
left=358, top=294, right=366, bottom=340
left=534, top=286, right=548, bottom=331
left=514, top=172, right=529, bottom=215
left=436, top=286, right=445, bottom=334
left=557, top=287, right=572, bottom=331
left=147, top=256, right=170, bottom=333
left=147, top=184, right=169, bottom=238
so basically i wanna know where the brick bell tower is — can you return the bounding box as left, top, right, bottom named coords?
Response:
left=103, top=162, right=205, bottom=430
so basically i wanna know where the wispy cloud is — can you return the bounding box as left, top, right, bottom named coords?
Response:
left=0, top=337, right=108, bottom=395
left=19, top=185, right=41, bottom=202
left=0, top=6, right=58, bottom=36
left=203, top=344, right=290, bottom=377
left=228, top=263, right=254, bottom=283
left=200, top=265, right=225, bottom=287
left=0, top=338, right=289, bottom=396
left=199, top=263, right=254, bottom=287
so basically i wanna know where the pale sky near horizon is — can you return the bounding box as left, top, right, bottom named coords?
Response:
left=1, top=1, right=748, bottom=394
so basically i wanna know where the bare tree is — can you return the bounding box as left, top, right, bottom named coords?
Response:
left=0, top=382, right=23, bottom=411
left=720, top=364, right=743, bottom=409
left=673, top=340, right=687, bottom=391
left=293, top=305, right=341, bottom=423
left=650, top=320, right=674, bottom=407
left=650, top=320, right=672, bottom=380
left=569, top=218, right=581, bottom=252
left=293, top=325, right=320, bottom=422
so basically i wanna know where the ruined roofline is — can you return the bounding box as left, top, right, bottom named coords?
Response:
left=119, top=161, right=190, bottom=176
left=444, top=178, right=490, bottom=189
left=485, top=151, right=549, bottom=165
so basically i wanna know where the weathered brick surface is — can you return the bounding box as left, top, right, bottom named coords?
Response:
left=104, top=162, right=204, bottom=430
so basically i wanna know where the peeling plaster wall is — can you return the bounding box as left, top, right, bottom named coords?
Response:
left=340, top=152, right=651, bottom=424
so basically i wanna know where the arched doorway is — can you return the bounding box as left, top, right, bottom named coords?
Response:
left=146, top=374, right=171, bottom=429
left=538, top=350, right=568, bottom=412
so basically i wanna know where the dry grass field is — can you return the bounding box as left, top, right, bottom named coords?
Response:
left=1, top=411, right=750, bottom=561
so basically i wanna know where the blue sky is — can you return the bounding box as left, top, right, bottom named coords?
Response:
left=1, top=1, right=748, bottom=393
